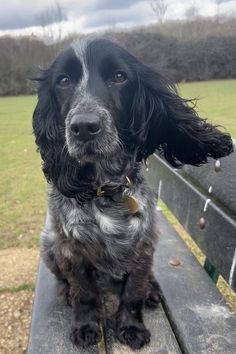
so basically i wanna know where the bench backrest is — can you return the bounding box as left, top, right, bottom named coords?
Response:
left=145, top=140, right=236, bottom=292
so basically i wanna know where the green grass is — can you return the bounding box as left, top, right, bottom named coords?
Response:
left=0, top=96, right=46, bottom=248
left=178, top=80, right=236, bottom=137
left=0, top=80, right=235, bottom=249
left=0, top=283, right=35, bottom=294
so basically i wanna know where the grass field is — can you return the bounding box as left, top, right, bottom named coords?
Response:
left=0, top=96, right=46, bottom=248
left=0, top=80, right=236, bottom=249
left=179, top=80, right=236, bottom=137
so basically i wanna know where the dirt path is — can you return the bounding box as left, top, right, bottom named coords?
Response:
left=0, top=248, right=39, bottom=354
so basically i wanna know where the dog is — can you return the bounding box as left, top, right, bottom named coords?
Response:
left=33, top=36, right=233, bottom=349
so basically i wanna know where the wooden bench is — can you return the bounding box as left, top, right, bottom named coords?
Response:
left=28, top=141, right=236, bottom=354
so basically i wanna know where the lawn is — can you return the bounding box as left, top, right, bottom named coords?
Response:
left=178, top=79, right=236, bottom=137
left=0, top=96, right=46, bottom=248
left=0, top=80, right=235, bottom=249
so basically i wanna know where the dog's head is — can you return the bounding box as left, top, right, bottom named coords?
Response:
left=33, top=37, right=233, bottom=195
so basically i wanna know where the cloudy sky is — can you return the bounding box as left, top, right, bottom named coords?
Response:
left=0, top=0, right=235, bottom=38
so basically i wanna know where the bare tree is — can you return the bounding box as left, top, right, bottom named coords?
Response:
left=215, top=0, right=223, bottom=23
left=185, top=3, right=199, bottom=20
left=150, top=0, right=168, bottom=24
left=54, top=1, right=64, bottom=42
left=37, top=1, right=66, bottom=43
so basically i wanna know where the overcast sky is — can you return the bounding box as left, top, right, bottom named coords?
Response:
left=0, top=0, right=235, bottom=38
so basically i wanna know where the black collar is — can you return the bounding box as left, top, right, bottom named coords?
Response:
left=96, top=176, right=132, bottom=201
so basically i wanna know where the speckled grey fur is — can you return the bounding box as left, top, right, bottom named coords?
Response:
left=41, top=170, right=158, bottom=283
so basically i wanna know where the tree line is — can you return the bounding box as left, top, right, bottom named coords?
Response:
left=0, top=18, right=236, bottom=96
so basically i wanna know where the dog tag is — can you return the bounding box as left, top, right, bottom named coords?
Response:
left=124, top=195, right=139, bottom=214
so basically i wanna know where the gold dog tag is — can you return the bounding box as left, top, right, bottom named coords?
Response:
left=124, top=195, right=139, bottom=214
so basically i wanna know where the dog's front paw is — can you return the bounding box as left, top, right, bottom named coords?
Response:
left=116, top=323, right=150, bottom=349
left=70, top=322, right=101, bottom=347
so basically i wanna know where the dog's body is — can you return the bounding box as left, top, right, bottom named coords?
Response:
left=33, top=37, right=233, bottom=349
left=44, top=168, right=156, bottom=280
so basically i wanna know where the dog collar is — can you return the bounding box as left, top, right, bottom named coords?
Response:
left=96, top=176, right=139, bottom=214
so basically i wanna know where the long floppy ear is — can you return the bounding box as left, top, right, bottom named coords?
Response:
left=133, top=66, right=233, bottom=167
left=32, top=70, right=68, bottom=189
left=32, top=71, right=93, bottom=201
left=32, top=69, right=62, bottom=159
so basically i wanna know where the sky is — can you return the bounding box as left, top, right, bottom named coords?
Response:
left=0, top=0, right=235, bottom=38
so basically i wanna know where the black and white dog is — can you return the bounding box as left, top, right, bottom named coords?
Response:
left=33, top=37, right=233, bottom=349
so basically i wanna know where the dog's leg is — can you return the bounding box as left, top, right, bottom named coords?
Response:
left=57, top=279, right=71, bottom=306
left=145, top=273, right=162, bottom=308
left=68, top=267, right=102, bottom=348
left=41, top=237, right=72, bottom=306
left=115, top=254, right=152, bottom=349
left=52, top=240, right=102, bottom=347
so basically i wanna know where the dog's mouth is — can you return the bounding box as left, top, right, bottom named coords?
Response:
left=66, top=123, right=121, bottom=162
left=69, top=140, right=115, bottom=162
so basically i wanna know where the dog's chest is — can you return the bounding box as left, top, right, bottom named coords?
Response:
left=61, top=192, right=148, bottom=241
left=56, top=189, right=152, bottom=274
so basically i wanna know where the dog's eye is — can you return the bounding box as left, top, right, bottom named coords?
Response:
left=56, top=75, right=70, bottom=88
left=112, top=71, right=127, bottom=84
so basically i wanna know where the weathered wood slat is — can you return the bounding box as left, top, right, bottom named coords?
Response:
left=104, top=304, right=182, bottom=354
left=27, top=261, right=100, bottom=354
left=28, top=261, right=182, bottom=354
left=153, top=212, right=236, bottom=354
left=146, top=154, right=236, bottom=291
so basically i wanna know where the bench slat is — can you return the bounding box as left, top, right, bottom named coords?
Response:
left=104, top=304, right=182, bottom=354
left=28, top=261, right=182, bottom=353
left=27, top=261, right=100, bottom=354
left=28, top=212, right=236, bottom=353
left=154, top=212, right=236, bottom=354
left=146, top=154, right=236, bottom=291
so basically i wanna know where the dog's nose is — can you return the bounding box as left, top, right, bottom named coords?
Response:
left=70, top=114, right=101, bottom=141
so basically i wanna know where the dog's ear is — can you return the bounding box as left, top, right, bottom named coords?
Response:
left=32, top=70, right=61, bottom=160
left=133, top=66, right=233, bottom=166
left=32, top=70, right=88, bottom=200
left=32, top=69, right=66, bottom=190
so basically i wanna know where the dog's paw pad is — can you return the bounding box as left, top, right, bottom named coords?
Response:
left=70, top=323, right=101, bottom=347
left=117, top=325, right=150, bottom=349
